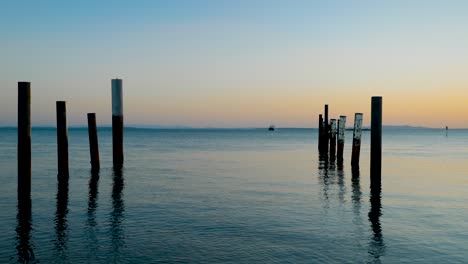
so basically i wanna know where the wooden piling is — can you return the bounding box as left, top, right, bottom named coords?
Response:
left=318, top=114, right=323, bottom=151
left=56, top=101, right=69, bottom=179
left=18, top=82, right=31, bottom=201
left=351, top=113, right=363, bottom=167
left=324, top=105, right=329, bottom=152
left=87, top=113, right=100, bottom=171
left=329, top=119, right=337, bottom=159
left=370, top=96, right=382, bottom=184
left=324, top=105, right=329, bottom=129
left=112, top=79, right=124, bottom=166
left=337, top=115, right=346, bottom=162
left=336, top=119, right=342, bottom=166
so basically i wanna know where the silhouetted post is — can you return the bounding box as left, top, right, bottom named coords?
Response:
left=324, top=105, right=329, bottom=129
left=336, top=119, right=342, bottom=167
left=337, top=115, right=346, bottom=162
left=56, top=101, right=69, bottom=179
left=329, top=119, right=337, bottom=159
left=351, top=113, right=363, bottom=167
left=324, top=104, right=329, bottom=153
left=18, top=82, right=31, bottom=201
left=87, top=113, right=100, bottom=171
left=112, top=79, right=124, bottom=167
left=318, top=114, right=323, bottom=151
left=370, top=97, right=382, bottom=184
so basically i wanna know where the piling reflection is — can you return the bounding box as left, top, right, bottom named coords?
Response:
left=86, top=169, right=100, bottom=259
left=368, top=180, right=385, bottom=262
left=110, top=165, right=125, bottom=260
left=88, top=169, right=99, bottom=225
left=318, top=152, right=330, bottom=205
left=336, top=160, right=345, bottom=204
left=54, top=178, right=69, bottom=260
left=16, top=198, right=36, bottom=263
left=351, top=166, right=362, bottom=218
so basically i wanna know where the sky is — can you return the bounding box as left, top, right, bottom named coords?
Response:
left=1, top=0, right=468, bottom=128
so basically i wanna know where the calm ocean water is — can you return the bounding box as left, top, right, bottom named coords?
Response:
left=0, top=127, right=467, bottom=263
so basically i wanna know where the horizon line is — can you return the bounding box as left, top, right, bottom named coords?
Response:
left=0, top=125, right=464, bottom=130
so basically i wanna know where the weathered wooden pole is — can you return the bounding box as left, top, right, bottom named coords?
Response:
left=324, top=105, right=329, bottom=129
left=370, top=96, right=382, bottom=184
left=351, top=113, right=363, bottom=167
left=112, top=79, right=124, bottom=167
left=87, top=113, right=100, bottom=171
left=56, top=101, right=69, bottom=179
left=337, top=115, right=346, bottom=162
left=318, top=114, right=323, bottom=151
left=329, top=119, right=337, bottom=159
left=324, top=104, right=329, bottom=153
left=336, top=119, right=342, bottom=168
left=18, top=82, right=31, bottom=201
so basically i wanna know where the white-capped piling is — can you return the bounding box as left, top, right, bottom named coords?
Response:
left=337, top=115, right=346, bottom=162
left=351, top=113, right=363, bottom=167
left=329, top=119, right=337, bottom=159
left=112, top=79, right=124, bottom=167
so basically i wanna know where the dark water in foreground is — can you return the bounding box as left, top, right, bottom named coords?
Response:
left=0, top=128, right=467, bottom=263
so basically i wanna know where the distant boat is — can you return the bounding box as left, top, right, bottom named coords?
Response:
left=268, top=125, right=275, bottom=131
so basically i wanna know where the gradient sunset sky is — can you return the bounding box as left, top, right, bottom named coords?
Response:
left=1, top=0, right=468, bottom=128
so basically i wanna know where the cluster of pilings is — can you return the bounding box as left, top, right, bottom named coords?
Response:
left=318, top=104, right=352, bottom=163
left=318, top=97, right=382, bottom=183
left=17, top=79, right=125, bottom=203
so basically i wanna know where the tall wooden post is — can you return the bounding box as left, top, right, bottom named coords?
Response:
left=56, top=101, right=69, bottom=179
left=337, top=115, right=346, bottom=162
left=351, top=113, right=363, bottom=167
left=87, top=113, right=100, bottom=171
left=112, top=79, right=124, bottom=167
left=324, top=105, right=329, bottom=129
left=329, top=119, right=337, bottom=159
left=324, top=104, right=329, bottom=153
left=318, top=114, right=323, bottom=151
left=18, top=82, right=31, bottom=201
left=370, top=97, right=382, bottom=185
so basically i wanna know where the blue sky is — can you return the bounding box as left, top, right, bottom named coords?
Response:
left=2, top=1, right=468, bottom=127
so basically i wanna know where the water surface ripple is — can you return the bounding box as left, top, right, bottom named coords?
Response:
left=0, top=128, right=467, bottom=263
